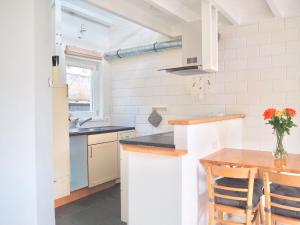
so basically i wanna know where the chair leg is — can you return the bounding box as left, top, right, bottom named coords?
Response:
left=265, top=212, right=271, bottom=225
left=259, top=201, right=264, bottom=225
left=255, top=212, right=260, bottom=225
left=246, top=209, right=252, bottom=225
left=271, top=219, right=277, bottom=225
left=209, top=202, right=215, bottom=225
left=217, top=211, right=223, bottom=225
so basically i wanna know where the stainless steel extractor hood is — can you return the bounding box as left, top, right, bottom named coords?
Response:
left=158, top=65, right=209, bottom=76
left=160, top=1, right=218, bottom=75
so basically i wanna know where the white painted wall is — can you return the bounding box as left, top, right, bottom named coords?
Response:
left=0, top=1, right=54, bottom=225
left=35, top=1, right=55, bottom=224
left=110, top=17, right=300, bottom=154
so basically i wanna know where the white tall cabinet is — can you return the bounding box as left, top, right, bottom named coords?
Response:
left=53, top=85, right=70, bottom=199
left=52, top=0, right=70, bottom=200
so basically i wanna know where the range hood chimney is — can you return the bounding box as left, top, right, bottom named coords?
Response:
left=160, top=0, right=218, bottom=75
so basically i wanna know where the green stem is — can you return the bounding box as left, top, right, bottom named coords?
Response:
left=275, top=130, right=287, bottom=160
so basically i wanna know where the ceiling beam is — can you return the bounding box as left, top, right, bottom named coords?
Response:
left=61, top=1, right=113, bottom=27
left=265, top=0, right=282, bottom=17
left=86, top=0, right=179, bottom=37
left=207, top=0, right=240, bottom=25
left=142, top=0, right=200, bottom=22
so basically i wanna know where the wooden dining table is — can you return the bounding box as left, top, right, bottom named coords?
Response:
left=200, top=148, right=300, bottom=174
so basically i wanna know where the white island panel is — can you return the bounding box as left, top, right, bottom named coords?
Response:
left=128, top=152, right=182, bottom=225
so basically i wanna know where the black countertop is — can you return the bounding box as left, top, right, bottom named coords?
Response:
left=119, top=132, right=175, bottom=148
left=69, top=126, right=135, bottom=136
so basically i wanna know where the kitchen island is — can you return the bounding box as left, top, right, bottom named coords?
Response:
left=120, top=114, right=245, bottom=225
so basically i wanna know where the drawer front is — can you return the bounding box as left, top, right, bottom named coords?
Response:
left=88, top=132, right=118, bottom=145
left=118, top=131, right=136, bottom=140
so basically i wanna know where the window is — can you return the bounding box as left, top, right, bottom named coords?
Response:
left=67, top=65, right=92, bottom=111
left=66, top=57, right=102, bottom=119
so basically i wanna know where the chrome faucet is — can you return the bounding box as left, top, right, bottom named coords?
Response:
left=73, top=118, right=79, bottom=126
left=79, top=117, right=93, bottom=127
left=69, top=113, right=92, bottom=128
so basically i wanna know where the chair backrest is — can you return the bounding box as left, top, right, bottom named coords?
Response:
left=263, top=171, right=300, bottom=216
left=206, top=165, right=258, bottom=209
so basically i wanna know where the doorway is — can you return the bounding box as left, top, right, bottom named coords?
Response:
left=53, top=1, right=126, bottom=224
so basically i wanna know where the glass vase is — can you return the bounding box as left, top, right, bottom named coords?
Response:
left=273, top=131, right=288, bottom=160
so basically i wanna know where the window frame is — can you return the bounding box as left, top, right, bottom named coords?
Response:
left=66, top=56, right=103, bottom=121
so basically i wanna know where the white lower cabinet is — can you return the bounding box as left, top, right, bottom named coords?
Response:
left=88, top=141, right=119, bottom=187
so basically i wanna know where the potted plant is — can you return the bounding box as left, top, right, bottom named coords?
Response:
left=263, top=108, right=297, bottom=160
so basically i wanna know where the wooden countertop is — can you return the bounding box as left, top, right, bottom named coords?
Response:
left=168, top=114, right=245, bottom=125
left=122, top=144, right=187, bottom=157
left=200, top=148, right=300, bottom=174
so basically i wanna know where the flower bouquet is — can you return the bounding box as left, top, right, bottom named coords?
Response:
left=263, top=108, right=297, bottom=160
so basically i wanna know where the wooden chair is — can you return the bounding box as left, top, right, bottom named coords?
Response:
left=205, top=165, right=263, bottom=225
left=263, top=171, right=300, bottom=225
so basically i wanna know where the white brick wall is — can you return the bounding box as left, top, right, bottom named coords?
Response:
left=109, top=17, right=300, bottom=153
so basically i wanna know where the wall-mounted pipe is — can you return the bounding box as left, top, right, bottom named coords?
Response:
left=104, top=38, right=182, bottom=60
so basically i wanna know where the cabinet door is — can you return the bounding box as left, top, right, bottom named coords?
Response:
left=88, top=141, right=118, bottom=187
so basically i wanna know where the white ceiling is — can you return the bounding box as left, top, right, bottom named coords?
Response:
left=64, top=0, right=300, bottom=37
left=62, top=0, right=130, bottom=26
left=274, top=0, right=300, bottom=17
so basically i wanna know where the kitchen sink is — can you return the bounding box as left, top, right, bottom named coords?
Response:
left=69, top=127, right=106, bottom=133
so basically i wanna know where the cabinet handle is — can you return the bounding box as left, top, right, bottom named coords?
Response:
left=66, top=84, right=69, bottom=98
left=90, top=148, right=93, bottom=158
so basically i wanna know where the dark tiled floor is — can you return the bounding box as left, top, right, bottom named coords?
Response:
left=55, top=185, right=126, bottom=225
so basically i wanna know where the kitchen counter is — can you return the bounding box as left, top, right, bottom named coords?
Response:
left=120, top=132, right=175, bottom=148
left=120, top=132, right=187, bottom=157
left=69, top=126, right=135, bottom=136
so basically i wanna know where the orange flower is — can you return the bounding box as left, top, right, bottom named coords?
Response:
left=263, top=108, right=276, bottom=120
left=285, top=108, right=297, bottom=117
left=275, top=110, right=284, bottom=117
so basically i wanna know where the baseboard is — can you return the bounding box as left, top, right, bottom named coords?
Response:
left=55, top=180, right=116, bottom=208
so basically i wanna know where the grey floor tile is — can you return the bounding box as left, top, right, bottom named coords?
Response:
left=55, top=185, right=126, bottom=225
